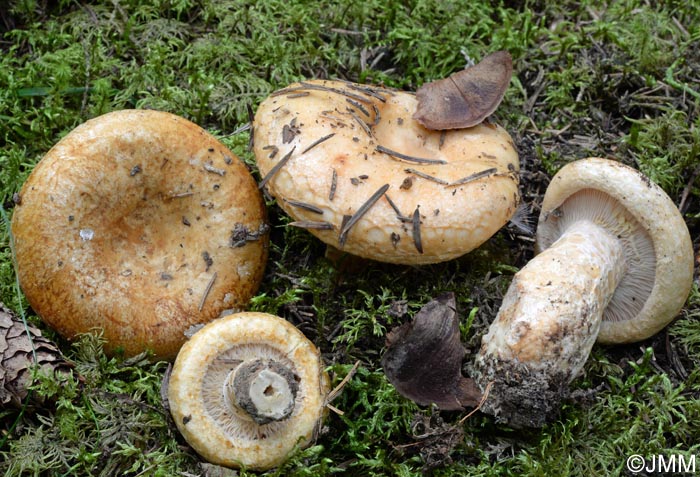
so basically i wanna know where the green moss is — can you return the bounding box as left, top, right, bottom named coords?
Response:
left=2, top=334, right=199, bottom=476
left=1, top=0, right=699, bottom=475
left=623, top=111, right=700, bottom=196
left=671, top=285, right=700, bottom=366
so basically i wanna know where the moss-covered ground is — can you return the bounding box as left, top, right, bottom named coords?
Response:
left=1, top=0, right=699, bottom=475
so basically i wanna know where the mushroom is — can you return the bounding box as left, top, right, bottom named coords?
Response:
left=472, top=158, right=694, bottom=427
left=11, top=110, right=269, bottom=360
left=252, top=79, right=519, bottom=264
left=167, top=312, right=330, bottom=471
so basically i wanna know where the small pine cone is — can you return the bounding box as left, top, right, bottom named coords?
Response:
left=0, top=302, right=74, bottom=408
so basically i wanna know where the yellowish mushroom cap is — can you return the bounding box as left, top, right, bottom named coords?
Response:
left=11, top=110, right=269, bottom=360
left=253, top=80, right=520, bottom=264
left=167, top=312, right=330, bottom=471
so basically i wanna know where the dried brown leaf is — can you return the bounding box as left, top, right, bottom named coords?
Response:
left=381, top=293, right=481, bottom=410
left=413, top=50, right=513, bottom=130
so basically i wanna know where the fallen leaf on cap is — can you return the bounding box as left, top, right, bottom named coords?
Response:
left=413, top=50, right=513, bottom=130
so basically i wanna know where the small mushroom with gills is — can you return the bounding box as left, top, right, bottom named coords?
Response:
left=472, top=158, right=694, bottom=428
left=167, top=312, right=330, bottom=471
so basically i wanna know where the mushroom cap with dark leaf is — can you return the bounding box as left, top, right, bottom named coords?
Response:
left=253, top=79, right=520, bottom=265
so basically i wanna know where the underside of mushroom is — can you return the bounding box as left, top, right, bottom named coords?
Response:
left=473, top=218, right=627, bottom=427
left=223, top=357, right=299, bottom=425
left=471, top=158, right=694, bottom=428
left=168, top=312, right=329, bottom=470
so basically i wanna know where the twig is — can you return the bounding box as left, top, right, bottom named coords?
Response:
left=349, top=109, right=373, bottom=137
left=339, top=184, right=390, bottom=245
left=346, top=98, right=370, bottom=117
left=384, top=194, right=410, bottom=222
left=289, top=220, right=335, bottom=230
left=227, top=123, right=251, bottom=136
left=459, top=381, right=493, bottom=424
left=285, top=199, right=325, bottom=214
left=446, top=168, right=497, bottom=187
left=376, top=145, right=446, bottom=165
left=198, top=272, right=217, bottom=312
left=325, top=360, right=361, bottom=413
left=302, top=133, right=336, bottom=154
left=347, top=83, right=388, bottom=102
left=166, top=192, right=194, bottom=200
left=405, top=168, right=448, bottom=185
left=272, top=82, right=372, bottom=104
left=203, top=162, right=226, bottom=176
left=259, top=146, right=296, bottom=189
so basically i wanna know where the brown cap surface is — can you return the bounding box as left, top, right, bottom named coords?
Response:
left=11, top=110, right=269, bottom=360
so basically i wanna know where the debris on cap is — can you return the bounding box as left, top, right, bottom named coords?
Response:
left=413, top=50, right=513, bottom=130
left=253, top=79, right=519, bottom=265
left=11, top=110, right=269, bottom=361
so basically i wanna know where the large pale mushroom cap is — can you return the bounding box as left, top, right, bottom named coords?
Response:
left=11, top=110, right=269, bottom=360
left=253, top=79, right=520, bottom=264
left=536, top=158, right=694, bottom=343
left=167, top=312, right=330, bottom=471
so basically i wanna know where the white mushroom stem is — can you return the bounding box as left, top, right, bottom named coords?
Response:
left=474, top=219, right=626, bottom=426
left=223, top=359, right=299, bottom=425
